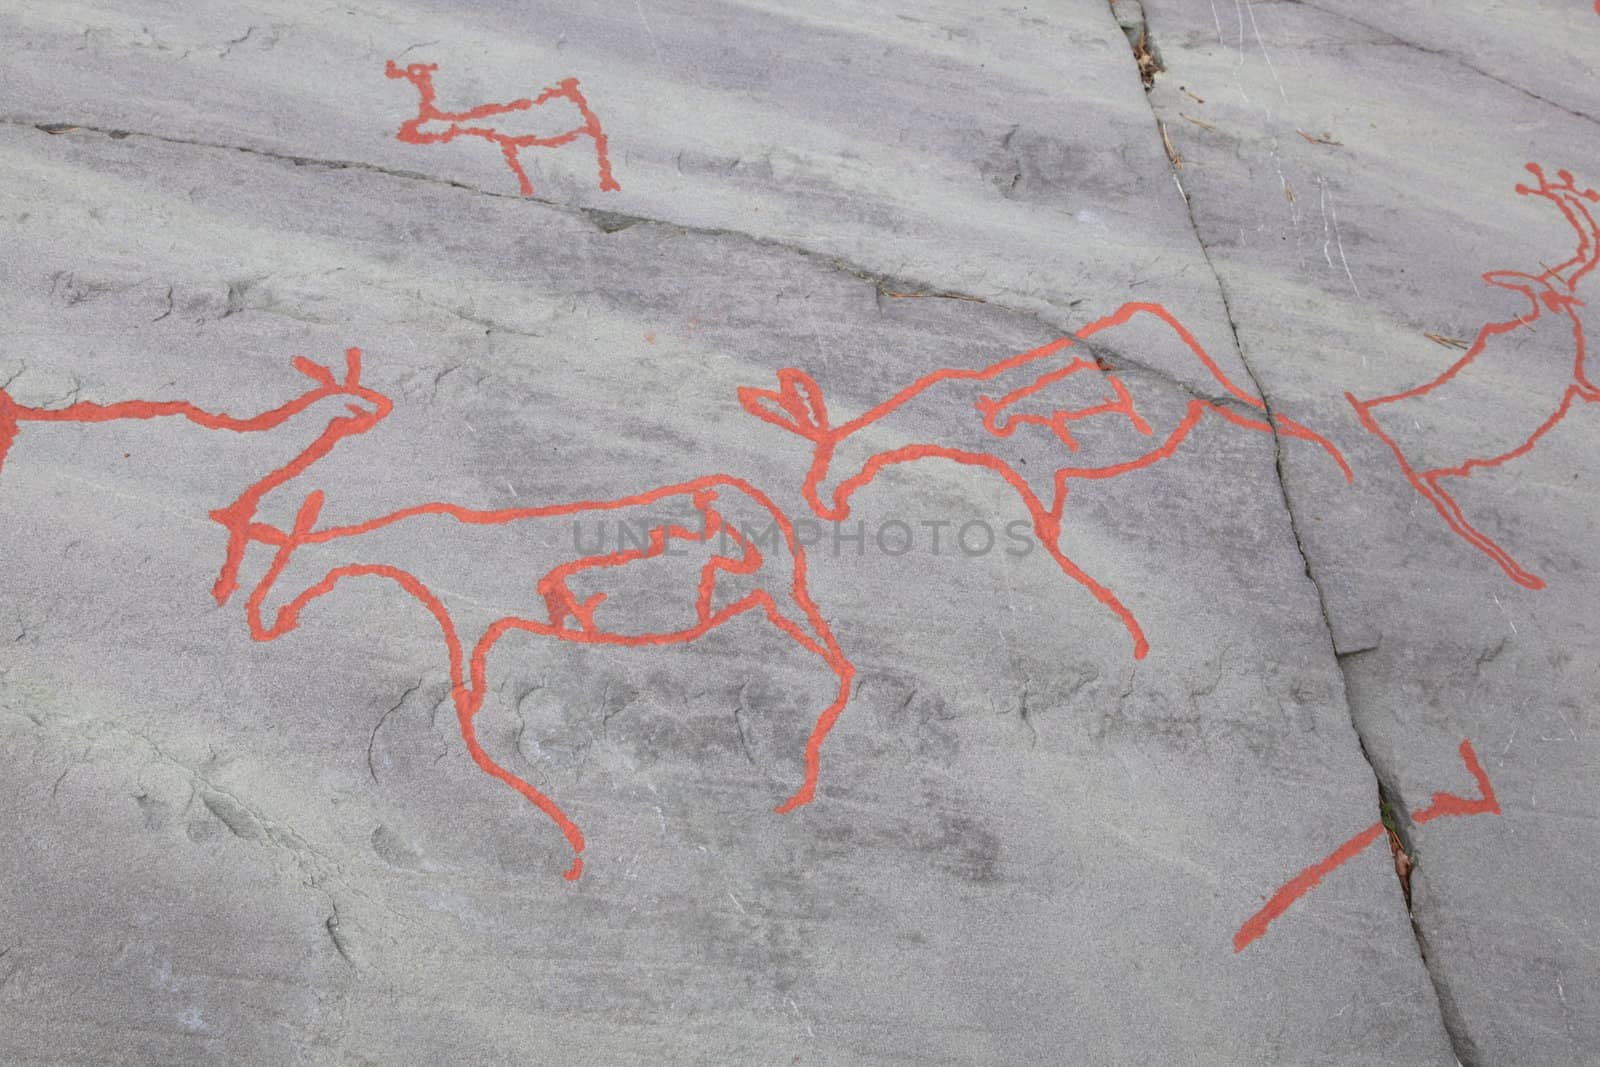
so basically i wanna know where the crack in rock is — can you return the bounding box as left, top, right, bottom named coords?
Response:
left=1127, top=4, right=1482, bottom=1060
left=11, top=115, right=1223, bottom=397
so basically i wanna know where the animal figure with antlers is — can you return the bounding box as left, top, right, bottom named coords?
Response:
left=1, top=347, right=390, bottom=606
left=739, top=301, right=1352, bottom=660
left=238, top=470, right=853, bottom=881
left=1346, top=163, right=1600, bottom=589
left=385, top=59, right=620, bottom=197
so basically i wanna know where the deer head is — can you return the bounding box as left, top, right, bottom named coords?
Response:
left=384, top=60, right=456, bottom=141
left=384, top=60, right=439, bottom=101
left=209, top=348, right=392, bottom=607
left=738, top=368, right=843, bottom=515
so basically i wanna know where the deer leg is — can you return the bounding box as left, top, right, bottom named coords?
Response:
left=1033, top=520, right=1150, bottom=660
left=1419, top=468, right=1545, bottom=589
left=1350, top=392, right=1549, bottom=588
left=499, top=141, right=535, bottom=197
left=456, top=699, right=587, bottom=880
left=736, top=582, right=856, bottom=814
left=774, top=655, right=854, bottom=815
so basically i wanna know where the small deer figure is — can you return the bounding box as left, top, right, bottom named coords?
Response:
left=1346, top=163, right=1600, bottom=589
left=739, top=301, right=1351, bottom=660
left=385, top=59, right=621, bottom=197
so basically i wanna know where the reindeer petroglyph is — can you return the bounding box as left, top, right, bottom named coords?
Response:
left=385, top=59, right=621, bottom=197
left=739, top=301, right=1353, bottom=659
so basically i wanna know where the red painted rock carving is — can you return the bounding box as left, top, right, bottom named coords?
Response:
left=1347, top=164, right=1599, bottom=588
left=1234, top=739, right=1500, bottom=952
left=739, top=301, right=1352, bottom=660
left=239, top=475, right=853, bottom=881
left=0, top=347, right=391, bottom=605
left=385, top=60, right=621, bottom=197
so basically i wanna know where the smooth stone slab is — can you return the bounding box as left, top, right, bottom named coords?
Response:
left=0, top=1, right=1459, bottom=1062
left=1142, top=1, right=1600, bottom=1061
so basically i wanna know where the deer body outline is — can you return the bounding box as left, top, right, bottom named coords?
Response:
left=385, top=59, right=621, bottom=197
left=239, top=474, right=854, bottom=881
left=739, top=301, right=1352, bottom=660
left=1346, top=164, right=1600, bottom=589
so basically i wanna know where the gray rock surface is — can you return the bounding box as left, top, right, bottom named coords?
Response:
left=0, top=0, right=1592, bottom=1063
left=1140, top=1, right=1600, bottom=1063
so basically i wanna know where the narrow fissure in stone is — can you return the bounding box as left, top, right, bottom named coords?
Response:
left=1108, top=1, right=1164, bottom=89
left=1106, top=6, right=1479, bottom=1062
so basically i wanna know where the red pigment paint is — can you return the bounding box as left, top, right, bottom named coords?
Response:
left=739, top=301, right=1351, bottom=660
left=385, top=60, right=620, bottom=197
left=1347, top=164, right=1600, bottom=588
left=1233, top=740, right=1500, bottom=952
left=239, top=476, right=853, bottom=882
left=0, top=347, right=391, bottom=605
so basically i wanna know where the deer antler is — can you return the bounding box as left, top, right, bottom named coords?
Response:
left=1518, top=162, right=1600, bottom=203
left=341, top=347, right=365, bottom=388
left=290, top=356, right=338, bottom=390
left=738, top=369, right=832, bottom=442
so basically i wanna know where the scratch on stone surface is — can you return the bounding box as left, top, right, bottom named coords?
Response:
left=1117, top=7, right=1448, bottom=1024
left=1326, top=187, right=1361, bottom=298
left=1552, top=705, right=1579, bottom=744
left=325, top=905, right=354, bottom=965
left=153, top=285, right=175, bottom=322
left=1317, top=178, right=1362, bottom=301
left=218, top=26, right=255, bottom=57
left=731, top=680, right=758, bottom=764
left=633, top=0, right=666, bottom=65
left=787, top=997, right=817, bottom=1039
left=1243, top=0, right=1289, bottom=105
left=368, top=681, right=421, bottom=783
left=1489, top=593, right=1518, bottom=635
left=1230, top=0, right=1253, bottom=107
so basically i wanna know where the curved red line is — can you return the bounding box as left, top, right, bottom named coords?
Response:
left=1235, top=739, right=1500, bottom=951
left=388, top=63, right=619, bottom=196
left=245, top=472, right=854, bottom=878
left=1346, top=163, right=1597, bottom=586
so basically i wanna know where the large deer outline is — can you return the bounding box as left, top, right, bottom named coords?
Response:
left=740, top=301, right=1352, bottom=660
left=238, top=474, right=854, bottom=881
left=1346, top=164, right=1600, bottom=589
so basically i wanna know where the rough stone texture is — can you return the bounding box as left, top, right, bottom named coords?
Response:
left=0, top=0, right=1590, bottom=1063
